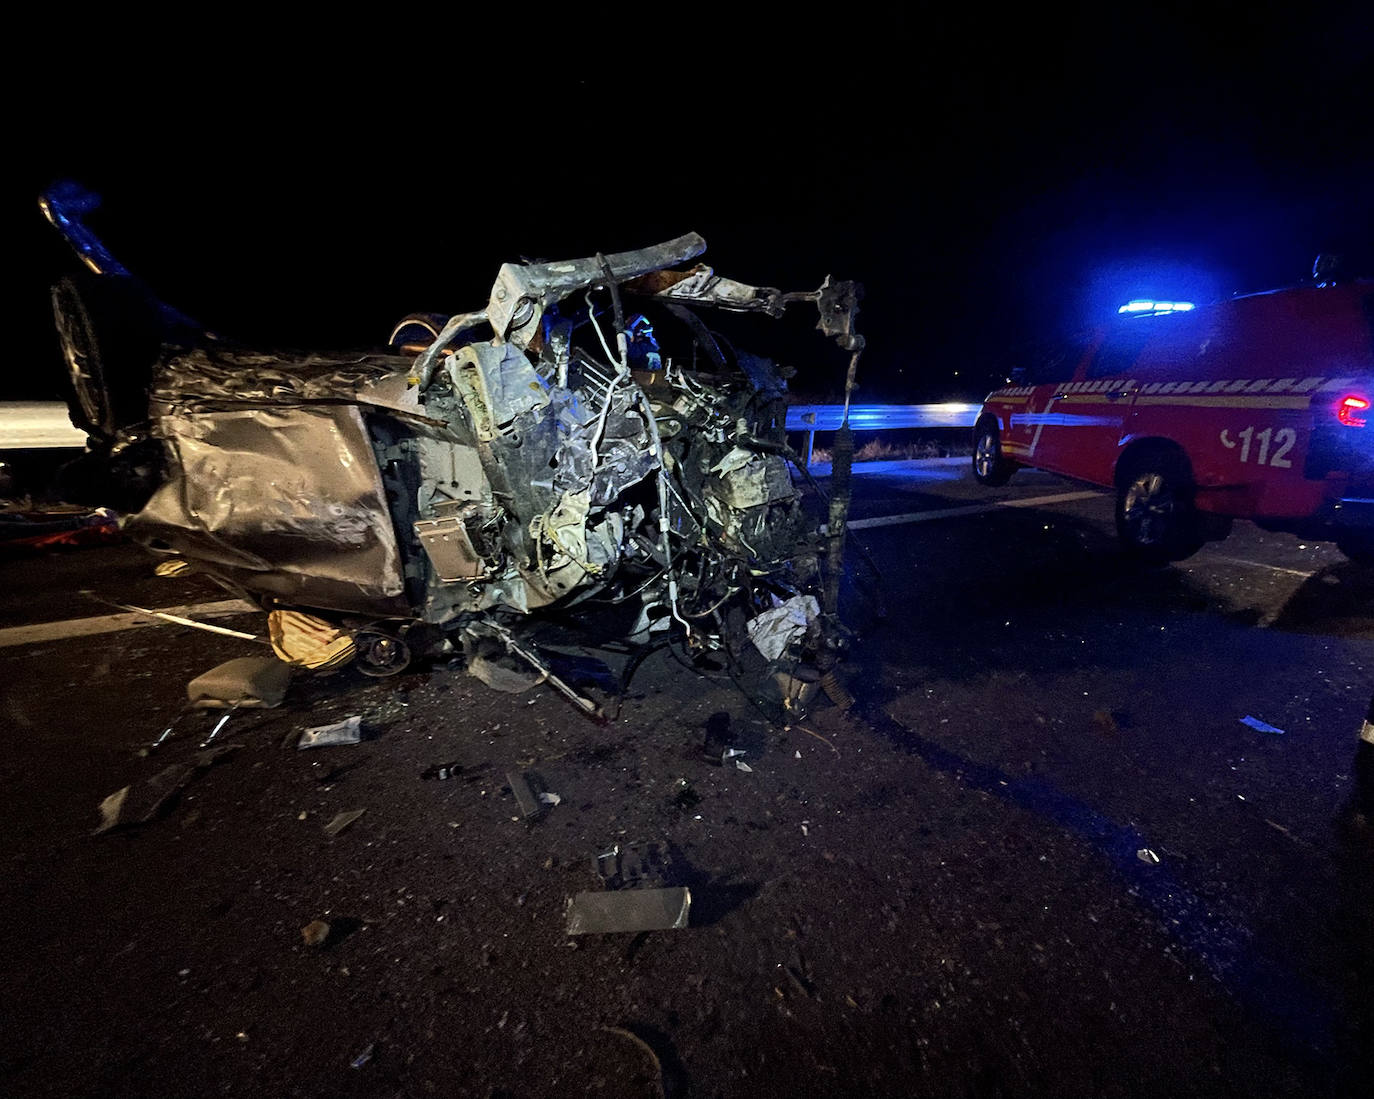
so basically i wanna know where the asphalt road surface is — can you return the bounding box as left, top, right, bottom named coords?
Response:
left=2, top=459, right=1371, bottom=1098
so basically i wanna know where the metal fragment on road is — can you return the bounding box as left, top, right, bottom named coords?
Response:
left=1136, top=848, right=1161, bottom=865
left=565, top=887, right=691, bottom=935
left=507, top=770, right=544, bottom=820
left=1239, top=715, right=1284, bottom=736
left=480, top=622, right=605, bottom=722
left=297, top=716, right=363, bottom=749
left=323, top=809, right=366, bottom=837
left=82, top=591, right=264, bottom=643
left=199, top=706, right=240, bottom=748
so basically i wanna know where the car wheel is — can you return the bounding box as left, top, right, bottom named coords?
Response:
left=355, top=628, right=412, bottom=676
left=51, top=278, right=114, bottom=440
left=972, top=420, right=1014, bottom=486
left=1115, top=450, right=1202, bottom=563
left=1337, top=532, right=1374, bottom=566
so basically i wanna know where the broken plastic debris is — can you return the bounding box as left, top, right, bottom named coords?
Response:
left=735, top=759, right=754, bottom=773
left=1240, top=715, right=1284, bottom=736
left=297, top=716, right=363, bottom=749
left=96, top=788, right=131, bottom=834
left=94, top=745, right=241, bottom=834
left=1136, top=848, right=1161, bottom=865
left=187, top=656, right=291, bottom=710
left=322, top=809, right=366, bottom=837
left=301, top=919, right=331, bottom=947
left=153, top=558, right=192, bottom=577
left=350, top=1043, right=374, bottom=1069
left=565, top=888, right=691, bottom=935
left=538, top=791, right=562, bottom=807
left=721, top=747, right=746, bottom=765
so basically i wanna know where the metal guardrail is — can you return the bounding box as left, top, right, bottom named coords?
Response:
left=0, top=403, right=87, bottom=449
left=1, top=400, right=985, bottom=461
left=785, top=403, right=982, bottom=464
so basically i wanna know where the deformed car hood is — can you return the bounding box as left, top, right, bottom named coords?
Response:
left=45, top=186, right=864, bottom=695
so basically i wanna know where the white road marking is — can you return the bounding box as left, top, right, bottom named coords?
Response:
left=0, top=599, right=259, bottom=649
left=1202, top=556, right=1317, bottom=580
left=846, top=490, right=1102, bottom=530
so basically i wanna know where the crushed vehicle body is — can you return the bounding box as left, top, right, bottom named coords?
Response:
left=43, top=185, right=864, bottom=694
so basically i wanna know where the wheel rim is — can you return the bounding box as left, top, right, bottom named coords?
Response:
left=355, top=630, right=411, bottom=676
left=52, top=284, right=109, bottom=435
left=975, top=432, right=997, bottom=478
left=1123, top=473, right=1174, bottom=545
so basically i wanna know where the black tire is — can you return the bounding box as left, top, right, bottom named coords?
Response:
left=51, top=277, right=114, bottom=440
left=1336, top=532, right=1374, bottom=566
left=1115, top=449, right=1203, bottom=564
left=972, top=419, right=1014, bottom=486
left=49, top=274, right=165, bottom=441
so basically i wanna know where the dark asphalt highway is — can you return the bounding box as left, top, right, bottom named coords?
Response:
left=1, top=458, right=1371, bottom=1097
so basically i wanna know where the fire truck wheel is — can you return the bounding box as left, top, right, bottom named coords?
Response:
left=1115, top=449, right=1202, bottom=564
left=972, top=420, right=1014, bottom=486
left=1336, top=532, right=1374, bottom=566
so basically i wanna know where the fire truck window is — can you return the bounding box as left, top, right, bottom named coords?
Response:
left=1024, top=339, right=1089, bottom=384
left=1087, top=325, right=1153, bottom=379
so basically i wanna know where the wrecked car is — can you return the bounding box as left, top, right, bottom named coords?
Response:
left=42, top=183, right=863, bottom=705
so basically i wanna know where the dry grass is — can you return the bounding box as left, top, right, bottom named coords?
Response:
left=809, top=432, right=971, bottom=464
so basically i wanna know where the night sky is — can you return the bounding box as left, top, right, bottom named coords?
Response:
left=14, top=12, right=1373, bottom=405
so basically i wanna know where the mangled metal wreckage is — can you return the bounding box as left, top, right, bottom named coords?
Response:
left=47, top=193, right=863, bottom=708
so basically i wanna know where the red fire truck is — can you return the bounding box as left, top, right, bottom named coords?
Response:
left=973, top=280, right=1374, bottom=564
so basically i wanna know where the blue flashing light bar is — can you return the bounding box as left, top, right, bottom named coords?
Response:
left=1118, top=299, right=1196, bottom=316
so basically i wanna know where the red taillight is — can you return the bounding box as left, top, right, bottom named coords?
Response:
left=1338, top=394, right=1369, bottom=427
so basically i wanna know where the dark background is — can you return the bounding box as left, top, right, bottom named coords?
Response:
left=12, top=10, right=1373, bottom=404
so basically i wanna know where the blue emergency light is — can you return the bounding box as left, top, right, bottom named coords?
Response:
left=1118, top=299, right=1196, bottom=316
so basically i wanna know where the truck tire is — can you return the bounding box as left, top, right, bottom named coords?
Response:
left=972, top=419, right=1014, bottom=486
left=1115, top=449, right=1203, bottom=564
